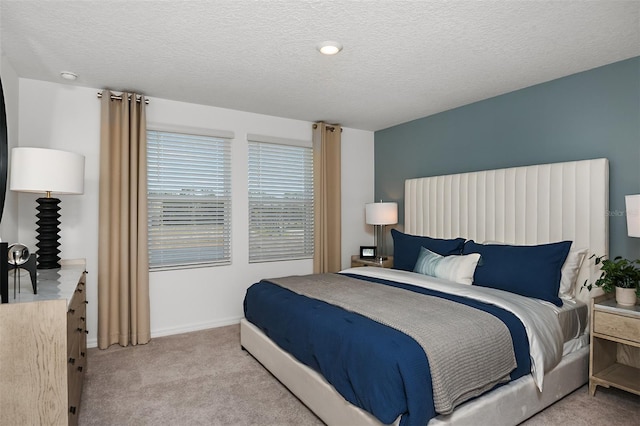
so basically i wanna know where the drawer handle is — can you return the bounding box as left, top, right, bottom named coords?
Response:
left=77, top=327, right=83, bottom=333
left=81, top=351, right=86, bottom=357
left=80, top=316, right=86, bottom=321
left=76, top=288, right=83, bottom=293
left=84, top=301, right=88, bottom=304
left=69, top=309, right=75, bottom=314
left=77, top=366, right=83, bottom=372
left=69, top=406, right=77, bottom=415
left=68, top=357, right=76, bottom=365
left=85, top=330, right=89, bottom=334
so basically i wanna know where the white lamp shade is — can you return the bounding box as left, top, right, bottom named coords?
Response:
left=10, top=147, right=85, bottom=195
left=626, top=194, right=640, bottom=238
left=365, top=202, right=398, bottom=225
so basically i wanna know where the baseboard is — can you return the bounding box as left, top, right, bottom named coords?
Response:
left=86, top=316, right=243, bottom=348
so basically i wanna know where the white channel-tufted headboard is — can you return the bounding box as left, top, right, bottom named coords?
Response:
left=404, top=158, right=609, bottom=304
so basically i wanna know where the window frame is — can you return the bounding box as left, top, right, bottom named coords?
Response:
left=247, top=134, right=314, bottom=263
left=146, top=124, right=234, bottom=271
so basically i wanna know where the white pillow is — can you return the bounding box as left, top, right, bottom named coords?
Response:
left=413, top=247, right=481, bottom=285
left=559, top=248, right=587, bottom=300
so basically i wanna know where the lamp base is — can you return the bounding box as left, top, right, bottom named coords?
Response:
left=374, top=224, right=389, bottom=264
left=35, top=197, right=61, bottom=269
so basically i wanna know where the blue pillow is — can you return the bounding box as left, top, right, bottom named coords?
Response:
left=391, top=229, right=465, bottom=271
left=462, top=240, right=572, bottom=306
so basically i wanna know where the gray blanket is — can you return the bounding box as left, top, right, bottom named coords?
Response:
left=269, top=273, right=516, bottom=414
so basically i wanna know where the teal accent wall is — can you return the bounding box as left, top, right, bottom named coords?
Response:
left=375, top=57, right=640, bottom=259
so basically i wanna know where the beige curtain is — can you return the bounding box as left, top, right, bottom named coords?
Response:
left=97, top=90, right=151, bottom=349
left=312, top=122, right=342, bottom=273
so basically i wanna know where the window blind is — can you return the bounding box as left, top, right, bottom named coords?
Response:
left=248, top=140, right=314, bottom=262
left=147, top=129, right=232, bottom=270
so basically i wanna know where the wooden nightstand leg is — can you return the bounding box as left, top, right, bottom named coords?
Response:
left=589, top=380, right=597, bottom=396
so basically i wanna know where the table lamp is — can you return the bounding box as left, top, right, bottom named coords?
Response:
left=365, top=201, right=398, bottom=262
left=626, top=194, right=640, bottom=238
left=10, top=147, right=85, bottom=269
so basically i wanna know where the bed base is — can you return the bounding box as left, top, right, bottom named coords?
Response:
left=240, top=318, right=589, bottom=426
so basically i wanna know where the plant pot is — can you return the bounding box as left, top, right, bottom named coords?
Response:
left=615, top=286, right=637, bottom=306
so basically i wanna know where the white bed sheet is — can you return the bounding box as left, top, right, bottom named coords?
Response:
left=341, top=267, right=569, bottom=391
left=542, top=297, right=589, bottom=343
left=547, top=293, right=590, bottom=357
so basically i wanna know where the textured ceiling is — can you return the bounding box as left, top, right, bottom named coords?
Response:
left=1, top=1, right=638, bottom=131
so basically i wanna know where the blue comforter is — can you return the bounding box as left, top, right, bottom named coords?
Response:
left=243, top=273, right=530, bottom=426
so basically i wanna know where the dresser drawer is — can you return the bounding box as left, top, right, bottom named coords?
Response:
left=67, top=271, right=87, bottom=426
left=67, top=304, right=86, bottom=340
left=593, top=310, right=640, bottom=344
left=68, top=281, right=86, bottom=312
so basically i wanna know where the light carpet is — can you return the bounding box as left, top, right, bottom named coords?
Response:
left=79, top=325, right=638, bottom=425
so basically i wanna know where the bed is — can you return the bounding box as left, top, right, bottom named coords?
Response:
left=241, top=158, right=609, bottom=426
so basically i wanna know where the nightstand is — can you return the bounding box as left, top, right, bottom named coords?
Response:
left=589, top=295, right=640, bottom=397
left=351, top=255, right=393, bottom=268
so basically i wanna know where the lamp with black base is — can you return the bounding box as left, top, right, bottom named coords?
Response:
left=35, top=195, right=63, bottom=268
left=9, top=147, right=84, bottom=269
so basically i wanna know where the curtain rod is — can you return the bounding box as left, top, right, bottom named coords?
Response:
left=313, top=123, right=343, bottom=132
left=97, top=92, right=149, bottom=104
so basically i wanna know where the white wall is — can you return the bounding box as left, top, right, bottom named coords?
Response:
left=17, top=78, right=374, bottom=347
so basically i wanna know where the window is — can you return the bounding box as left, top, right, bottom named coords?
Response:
left=248, top=136, right=314, bottom=262
left=147, top=128, right=232, bottom=270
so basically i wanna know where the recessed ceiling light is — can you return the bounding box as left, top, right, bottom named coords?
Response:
left=60, top=71, right=78, bottom=81
left=317, top=41, right=343, bottom=55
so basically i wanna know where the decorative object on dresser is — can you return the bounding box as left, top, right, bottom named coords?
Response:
left=7, top=243, right=37, bottom=297
left=9, top=147, right=85, bottom=269
left=0, top=261, right=87, bottom=425
left=0, top=78, right=10, bottom=305
left=0, top=77, right=8, bottom=225
left=0, top=243, right=7, bottom=304
left=589, top=294, right=640, bottom=397
left=364, top=201, right=397, bottom=263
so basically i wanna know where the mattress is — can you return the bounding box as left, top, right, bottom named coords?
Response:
left=548, top=298, right=589, bottom=343
left=518, top=287, right=590, bottom=356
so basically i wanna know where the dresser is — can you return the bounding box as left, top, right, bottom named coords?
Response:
left=0, top=261, right=87, bottom=425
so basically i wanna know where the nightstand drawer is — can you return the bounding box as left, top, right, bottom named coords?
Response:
left=351, top=255, right=393, bottom=268
left=593, top=311, right=640, bottom=344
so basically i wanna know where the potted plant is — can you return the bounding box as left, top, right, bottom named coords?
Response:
left=583, top=255, right=640, bottom=306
